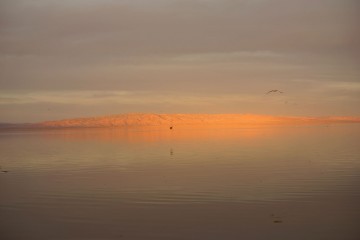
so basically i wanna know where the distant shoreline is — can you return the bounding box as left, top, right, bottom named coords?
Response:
left=1, top=114, right=360, bottom=129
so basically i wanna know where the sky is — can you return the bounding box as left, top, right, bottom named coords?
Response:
left=0, top=0, right=359, bottom=123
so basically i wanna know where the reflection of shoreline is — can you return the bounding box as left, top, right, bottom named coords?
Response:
left=35, top=127, right=275, bottom=143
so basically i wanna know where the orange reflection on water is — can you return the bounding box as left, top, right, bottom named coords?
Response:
left=38, top=125, right=287, bottom=143
left=36, top=114, right=360, bottom=143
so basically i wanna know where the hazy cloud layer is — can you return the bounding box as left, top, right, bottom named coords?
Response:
left=0, top=0, right=359, bottom=122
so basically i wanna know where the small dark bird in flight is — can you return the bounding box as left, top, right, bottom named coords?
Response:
left=266, top=90, right=284, bottom=94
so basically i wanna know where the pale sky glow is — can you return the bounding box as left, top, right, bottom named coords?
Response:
left=0, top=0, right=359, bottom=122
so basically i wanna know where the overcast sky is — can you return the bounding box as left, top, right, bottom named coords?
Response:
left=1, top=0, right=359, bottom=122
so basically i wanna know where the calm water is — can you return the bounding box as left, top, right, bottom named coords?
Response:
left=1, top=125, right=359, bottom=240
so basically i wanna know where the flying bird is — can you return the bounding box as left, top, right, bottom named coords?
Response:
left=266, top=90, right=284, bottom=94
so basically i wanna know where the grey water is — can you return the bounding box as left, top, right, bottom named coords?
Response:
left=1, top=125, right=359, bottom=240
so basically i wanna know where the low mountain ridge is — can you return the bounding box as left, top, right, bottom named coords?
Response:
left=35, top=113, right=360, bottom=128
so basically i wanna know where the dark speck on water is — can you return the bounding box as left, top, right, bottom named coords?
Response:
left=0, top=166, right=9, bottom=173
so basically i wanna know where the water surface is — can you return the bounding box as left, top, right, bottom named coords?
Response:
left=1, top=125, right=359, bottom=239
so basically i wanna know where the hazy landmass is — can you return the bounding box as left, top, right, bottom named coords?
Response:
left=19, top=114, right=359, bottom=129
left=0, top=123, right=33, bottom=129
left=1, top=114, right=359, bottom=129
